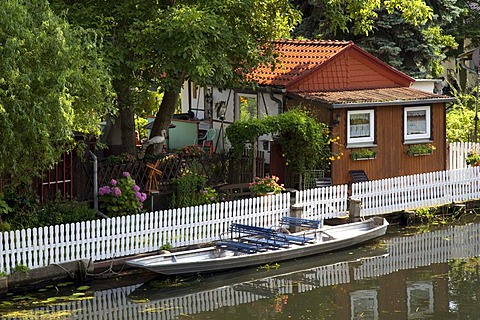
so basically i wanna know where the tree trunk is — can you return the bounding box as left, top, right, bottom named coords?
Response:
left=114, top=80, right=137, bottom=156
left=147, top=88, right=181, bottom=155
left=120, top=107, right=136, bottom=155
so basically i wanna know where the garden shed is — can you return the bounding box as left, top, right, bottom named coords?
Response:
left=181, top=40, right=455, bottom=187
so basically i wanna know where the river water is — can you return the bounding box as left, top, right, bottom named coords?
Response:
left=1, top=217, right=480, bottom=319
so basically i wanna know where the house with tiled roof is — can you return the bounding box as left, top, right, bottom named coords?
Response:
left=181, top=39, right=455, bottom=187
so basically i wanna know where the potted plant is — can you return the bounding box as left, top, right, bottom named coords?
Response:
left=249, top=175, right=285, bottom=196
left=405, top=143, right=436, bottom=156
left=350, top=148, right=377, bottom=160
left=466, top=149, right=480, bottom=166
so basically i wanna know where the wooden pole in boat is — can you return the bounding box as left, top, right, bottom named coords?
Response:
left=349, top=197, right=362, bottom=222
left=290, top=203, right=303, bottom=233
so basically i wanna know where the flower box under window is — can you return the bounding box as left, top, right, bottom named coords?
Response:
left=350, top=148, right=377, bottom=160
left=405, top=143, right=435, bottom=156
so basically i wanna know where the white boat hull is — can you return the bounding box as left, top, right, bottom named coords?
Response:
left=126, top=217, right=389, bottom=275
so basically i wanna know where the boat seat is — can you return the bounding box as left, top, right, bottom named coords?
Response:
left=281, top=233, right=316, bottom=245
left=216, top=240, right=263, bottom=254
left=228, top=223, right=277, bottom=239
left=244, top=237, right=289, bottom=249
left=229, top=223, right=314, bottom=245
left=280, top=217, right=322, bottom=229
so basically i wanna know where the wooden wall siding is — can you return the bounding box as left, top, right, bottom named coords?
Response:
left=288, top=49, right=410, bottom=92
left=331, top=103, right=447, bottom=185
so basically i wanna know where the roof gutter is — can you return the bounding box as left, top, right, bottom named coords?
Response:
left=258, top=86, right=286, bottom=114
left=332, top=97, right=456, bottom=109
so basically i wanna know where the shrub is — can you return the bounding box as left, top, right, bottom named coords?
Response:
left=39, top=197, right=97, bottom=226
left=2, top=184, right=40, bottom=229
left=99, top=172, right=147, bottom=216
left=177, top=145, right=204, bottom=158
left=198, top=187, right=219, bottom=204
left=170, top=171, right=207, bottom=208
left=466, top=149, right=480, bottom=166
left=226, top=109, right=340, bottom=175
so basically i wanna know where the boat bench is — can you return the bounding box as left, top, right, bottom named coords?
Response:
left=243, top=237, right=289, bottom=249
left=280, top=217, right=322, bottom=229
left=228, top=223, right=314, bottom=245
left=216, top=240, right=264, bottom=254
left=228, top=223, right=277, bottom=239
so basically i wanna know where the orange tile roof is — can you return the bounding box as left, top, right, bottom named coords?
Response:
left=250, top=40, right=352, bottom=86
left=290, top=87, right=454, bottom=106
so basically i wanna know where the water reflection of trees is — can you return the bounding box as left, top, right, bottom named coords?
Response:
left=448, top=258, right=480, bottom=318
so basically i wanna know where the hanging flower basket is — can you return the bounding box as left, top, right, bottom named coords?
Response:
left=405, top=143, right=436, bottom=156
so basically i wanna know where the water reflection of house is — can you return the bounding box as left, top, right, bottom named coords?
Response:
left=181, top=39, right=455, bottom=186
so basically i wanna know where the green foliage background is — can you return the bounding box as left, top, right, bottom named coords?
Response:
left=0, top=0, right=114, bottom=186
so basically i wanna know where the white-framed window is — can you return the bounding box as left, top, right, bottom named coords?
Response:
left=236, top=93, right=258, bottom=121
left=347, top=110, right=375, bottom=145
left=404, top=106, right=431, bottom=141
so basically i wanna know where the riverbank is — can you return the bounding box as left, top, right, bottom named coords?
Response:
left=0, top=255, right=157, bottom=296
left=0, top=201, right=476, bottom=295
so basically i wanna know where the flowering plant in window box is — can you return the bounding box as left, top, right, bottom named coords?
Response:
left=350, top=148, right=377, bottom=160
left=405, top=143, right=436, bottom=156
left=249, top=175, right=285, bottom=196
left=466, top=149, right=480, bottom=166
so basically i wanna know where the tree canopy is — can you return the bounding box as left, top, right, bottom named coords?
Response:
left=292, top=0, right=480, bottom=79
left=131, top=1, right=301, bottom=153
left=292, top=0, right=433, bottom=37
left=50, top=0, right=301, bottom=155
left=0, top=0, right=114, bottom=186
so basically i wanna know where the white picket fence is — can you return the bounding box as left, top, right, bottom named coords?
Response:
left=352, top=166, right=480, bottom=217
left=0, top=194, right=291, bottom=274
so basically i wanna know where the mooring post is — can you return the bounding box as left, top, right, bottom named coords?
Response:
left=290, top=203, right=303, bottom=233
left=349, top=197, right=362, bottom=222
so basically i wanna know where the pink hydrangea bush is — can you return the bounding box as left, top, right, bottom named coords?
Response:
left=99, top=172, right=147, bottom=216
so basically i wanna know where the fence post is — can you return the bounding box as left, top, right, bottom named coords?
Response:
left=349, top=197, right=362, bottom=222
left=287, top=188, right=298, bottom=207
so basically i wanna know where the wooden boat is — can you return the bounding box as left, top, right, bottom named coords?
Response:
left=126, top=217, right=389, bottom=275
